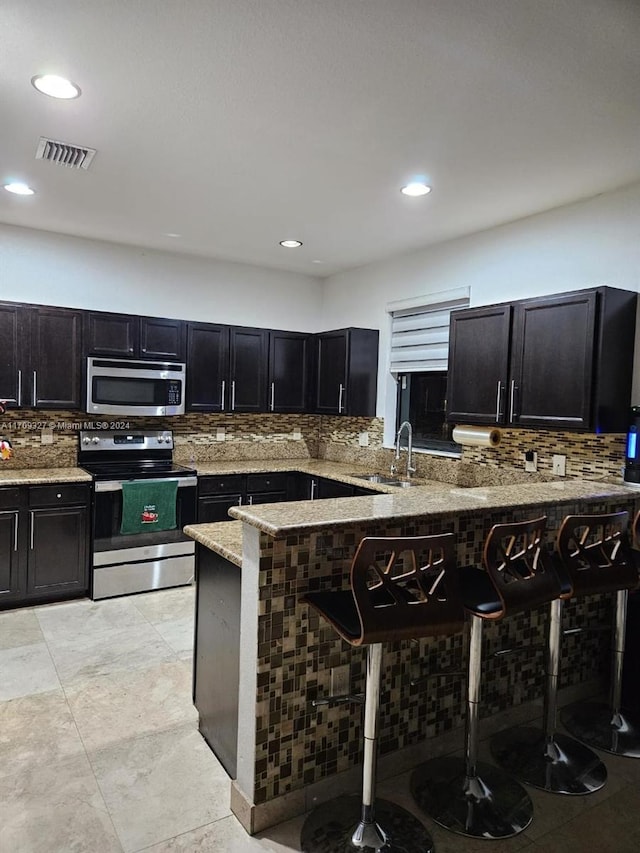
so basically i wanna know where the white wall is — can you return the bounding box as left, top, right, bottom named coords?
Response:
left=0, top=224, right=322, bottom=331
left=320, top=181, right=640, bottom=437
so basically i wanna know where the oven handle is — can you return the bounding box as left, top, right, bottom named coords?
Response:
left=95, top=476, right=198, bottom=493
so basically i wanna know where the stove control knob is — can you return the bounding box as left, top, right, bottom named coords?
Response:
left=92, top=437, right=100, bottom=444
left=82, top=436, right=91, bottom=445
left=157, top=435, right=165, bottom=443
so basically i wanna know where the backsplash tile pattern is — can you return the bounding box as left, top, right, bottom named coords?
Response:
left=250, top=495, right=635, bottom=805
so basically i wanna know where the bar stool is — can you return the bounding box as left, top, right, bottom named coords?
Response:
left=411, top=519, right=545, bottom=839
left=557, top=511, right=640, bottom=758
left=300, top=534, right=465, bottom=853
left=488, top=519, right=607, bottom=794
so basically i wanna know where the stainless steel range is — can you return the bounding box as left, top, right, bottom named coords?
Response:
left=79, top=430, right=197, bottom=600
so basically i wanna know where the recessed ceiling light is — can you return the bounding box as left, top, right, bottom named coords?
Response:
left=400, top=182, right=432, bottom=197
left=280, top=240, right=303, bottom=248
left=4, top=182, right=35, bottom=196
left=311, top=260, right=324, bottom=264
left=164, top=232, right=182, bottom=238
left=31, top=74, right=81, bottom=99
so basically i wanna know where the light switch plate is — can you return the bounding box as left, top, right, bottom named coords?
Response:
left=358, top=431, right=369, bottom=447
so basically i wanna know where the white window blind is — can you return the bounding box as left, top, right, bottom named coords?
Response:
left=388, top=289, right=470, bottom=373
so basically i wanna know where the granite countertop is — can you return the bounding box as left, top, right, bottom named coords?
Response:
left=183, top=520, right=243, bottom=566
left=227, top=477, right=639, bottom=537
left=0, top=467, right=93, bottom=486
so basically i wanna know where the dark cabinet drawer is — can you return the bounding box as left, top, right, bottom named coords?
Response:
left=198, top=475, right=245, bottom=496
left=0, top=488, right=21, bottom=510
left=28, top=484, right=90, bottom=508
left=245, top=473, right=288, bottom=493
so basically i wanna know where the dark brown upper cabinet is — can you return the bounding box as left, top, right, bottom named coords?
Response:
left=313, top=328, right=379, bottom=416
left=85, top=312, right=185, bottom=361
left=186, top=323, right=267, bottom=413
left=268, top=331, right=309, bottom=413
left=0, top=304, right=83, bottom=410
left=446, top=287, right=637, bottom=432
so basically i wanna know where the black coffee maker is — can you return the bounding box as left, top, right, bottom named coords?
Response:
left=624, top=406, right=640, bottom=487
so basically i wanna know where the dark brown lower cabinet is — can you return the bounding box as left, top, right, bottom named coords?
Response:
left=0, top=483, right=90, bottom=609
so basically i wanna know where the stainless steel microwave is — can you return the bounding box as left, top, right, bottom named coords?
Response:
left=86, top=357, right=186, bottom=416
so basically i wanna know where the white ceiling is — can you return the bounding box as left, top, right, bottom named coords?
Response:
left=1, top=0, right=639, bottom=278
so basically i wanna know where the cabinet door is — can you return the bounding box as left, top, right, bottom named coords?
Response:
left=446, top=306, right=512, bottom=425
left=245, top=490, right=288, bottom=505
left=27, top=505, right=88, bottom=596
left=0, top=304, right=26, bottom=407
left=510, top=292, right=596, bottom=429
left=186, top=323, right=230, bottom=412
left=140, top=317, right=185, bottom=361
left=197, top=494, right=243, bottom=523
left=85, top=312, right=138, bottom=357
left=0, top=509, right=21, bottom=601
left=316, top=478, right=355, bottom=499
left=30, top=308, right=84, bottom=409
left=268, top=331, right=309, bottom=413
left=315, top=332, right=347, bottom=414
left=229, top=328, right=268, bottom=412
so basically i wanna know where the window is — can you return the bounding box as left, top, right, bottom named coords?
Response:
left=388, top=289, right=470, bottom=453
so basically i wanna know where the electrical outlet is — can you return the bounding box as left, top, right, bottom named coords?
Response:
left=524, top=450, right=538, bottom=473
left=292, top=429, right=302, bottom=440
left=216, top=428, right=225, bottom=441
left=358, top=431, right=369, bottom=447
left=40, top=428, right=54, bottom=445
left=552, top=454, right=567, bottom=476
left=330, top=664, right=350, bottom=696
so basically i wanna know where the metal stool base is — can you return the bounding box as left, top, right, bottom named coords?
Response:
left=300, top=795, right=434, bottom=853
left=410, top=757, right=533, bottom=840
left=561, top=701, right=640, bottom=758
left=490, top=726, right=607, bottom=794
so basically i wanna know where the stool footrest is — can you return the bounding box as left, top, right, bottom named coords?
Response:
left=312, top=693, right=364, bottom=708
left=410, top=667, right=465, bottom=687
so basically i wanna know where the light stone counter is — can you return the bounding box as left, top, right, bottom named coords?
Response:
left=0, top=467, right=93, bottom=486
left=228, top=476, right=636, bottom=537
left=183, top=520, right=243, bottom=567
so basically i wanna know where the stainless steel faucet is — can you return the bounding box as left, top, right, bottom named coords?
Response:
left=392, top=421, right=416, bottom=479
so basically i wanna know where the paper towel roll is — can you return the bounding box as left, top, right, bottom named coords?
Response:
left=452, top=425, right=501, bottom=448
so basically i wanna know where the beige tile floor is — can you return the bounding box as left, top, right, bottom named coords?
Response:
left=0, top=586, right=639, bottom=852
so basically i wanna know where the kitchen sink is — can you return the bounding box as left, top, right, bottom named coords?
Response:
left=349, top=473, right=420, bottom=488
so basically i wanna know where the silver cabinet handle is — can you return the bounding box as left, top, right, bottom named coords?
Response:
left=338, top=383, right=345, bottom=413
left=231, top=380, right=236, bottom=411
left=17, top=369, right=22, bottom=407
left=32, top=371, right=37, bottom=407
left=13, top=512, right=19, bottom=551
left=221, top=380, right=226, bottom=410
left=248, top=495, right=253, bottom=505
left=29, top=511, right=35, bottom=550
left=495, top=380, right=502, bottom=422
left=270, top=382, right=275, bottom=412
left=509, top=379, right=516, bottom=421
left=238, top=495, right=242, bottom=506
left=310, top=479, right=317, bottom=500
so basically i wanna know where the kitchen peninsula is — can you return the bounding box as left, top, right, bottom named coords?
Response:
left=184, top=462, right=640, bottom=835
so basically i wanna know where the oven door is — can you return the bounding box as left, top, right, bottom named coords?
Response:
left=91, top=476, right=197, bottom=599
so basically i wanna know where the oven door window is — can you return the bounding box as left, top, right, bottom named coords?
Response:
left=93, top=484, right=196, bottom=553
left=92, top=376, right=174, bottom=407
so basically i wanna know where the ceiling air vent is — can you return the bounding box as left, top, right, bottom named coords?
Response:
left=35, top=136, right=97, bottom=170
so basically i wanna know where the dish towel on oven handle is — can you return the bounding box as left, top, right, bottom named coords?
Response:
left=120, top=479, right=179, bottom=535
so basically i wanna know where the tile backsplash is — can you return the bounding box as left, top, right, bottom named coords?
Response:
left=0, top=408, right=627, bottom=483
